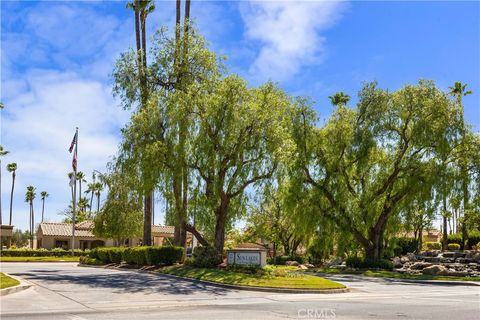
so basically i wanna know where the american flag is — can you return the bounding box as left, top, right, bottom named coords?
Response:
left=68, top=132, right=77, bottom=153
left=69, top=130, right=78, bottom=171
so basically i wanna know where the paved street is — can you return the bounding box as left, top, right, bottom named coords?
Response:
left=1, top=262, right=479, bottom=320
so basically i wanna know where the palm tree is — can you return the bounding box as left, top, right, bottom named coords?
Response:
left=76, top=171, right=86, bottom=200
left=449, top=82, right=473, bottom=248
left=94, top=182, right=103, bottom=214
left=7, top=163, right=17, bottom=225
left=40, top=191, right=49, bottom=222
left=25, top=186, right=36, bottom=248
left=328, top=92, right=351, bottom=106
left=0, top=146, right=9, bottom=225
left=77, top=197, right=90, bottom=214
left=85, top=182, right=95, bottom=215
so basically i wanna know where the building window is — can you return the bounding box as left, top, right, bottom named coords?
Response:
left=55, top=240, right=69, bottom=249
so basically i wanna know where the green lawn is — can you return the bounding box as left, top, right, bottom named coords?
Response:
left=312, top=268, right=480, bottom=282
left=0, top=256, right=80, bottom=262
left=0, top=273, right=20, bottom=289
left=363, top=270, right=480, bottom=282
left=159, top=266, right=345, bottom=290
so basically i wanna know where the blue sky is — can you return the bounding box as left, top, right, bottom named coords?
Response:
left=1, top=0, right=479, bottom=232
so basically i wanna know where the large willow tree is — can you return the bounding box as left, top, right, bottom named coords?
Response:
left=291, top=80, right=463, bottom=261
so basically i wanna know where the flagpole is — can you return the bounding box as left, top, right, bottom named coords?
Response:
left=71, top=127, right=78, bottom=256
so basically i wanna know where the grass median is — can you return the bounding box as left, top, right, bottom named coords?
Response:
left=0, top=273, right=20, bottom=289
left=312, top=268, right=480, bottom=282
left=159, top=265, right=345, bottom=290
left=0, top=256, right=80, bottom=262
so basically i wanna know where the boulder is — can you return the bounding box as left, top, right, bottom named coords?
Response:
left=422, top=265, right=448, bottom=276
left=472, top=253, right=480, bottom=262
left=423, top=257, right=440, bottom=263
left=393, top=257, right=403, bottom=268
left=400, top=256, right=409, bottom=264
left=410, top=262, right=433, bottom=270
left=286, top=261, right=300, bottom=266
left=324, top=257, right=343, bottom=267
left=407, top=253, right=417, bottom=261
left=442, top=252, right=455, bottom=258
left=298, top=264, right=308, bottom=270
left=303, top=263, right=315, bottom=269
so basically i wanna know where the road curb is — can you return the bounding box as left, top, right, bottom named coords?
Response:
left=0, top=274, right=32, bottom=296
left=78, top=264, right=349, bottom=294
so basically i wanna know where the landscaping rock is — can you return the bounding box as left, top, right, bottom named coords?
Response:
left=422, top=265, right=448, bottom=276
left=423, top=257, right=440, bottom=263
left=298, top=265, right=308, bottom=270
left=400, top=256, right=409, bottom=264
left=324, top=257, right=343, bottom=267
left=303, top=263, right=315, bottom=269
left=393, top=257, right=403, bottom=268
left=472, top=253, right=480, bottom=262
left=286, top=261, right=299, bottom=267
left=410, top=262, right=432, bottom=270
left=442, top=252, right=455, bottom=258
left=406, top=253, right=417, bottom=261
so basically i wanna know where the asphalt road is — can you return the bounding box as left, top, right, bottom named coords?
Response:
left=1, top=262, right=479, bottom=320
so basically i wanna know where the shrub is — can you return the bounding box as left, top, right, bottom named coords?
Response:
left=0, top=248, right=88, bottom=257
left=79, top=256, right=103, bottom=265
left=447, top=233, right=462, bottom=245
left=468, top=230, right=480, bottom=248
left=122, top=247, right=148, bottom=266
left=89, top=248, right=100, bottom=260
left=425, top=242, right=442, bottom=250
left=96, top=247, right=112, bottom=263
left=145, top=246, right=184, bottom=265
left=447, top=243, right=461, bottom=251
left=267, top=255, right=305, bottom=265
left=192, top=246, right=221, bottom=267
left=394, top=237, right=418, bottom=256
left=108, top=248, right=126, bottom=263
left=345, top=256, right=393, bottom=270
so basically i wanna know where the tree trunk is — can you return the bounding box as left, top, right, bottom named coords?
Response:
left=418, top=224, right=423, bottom=252
left=97, top=193, right=100, bottom=213
left=41, top=199, right=45, bottom=222
left=9, top=172, right=15, bottom=225
left=214, top=197, right=229, bottom=254
left=0, top=160, right=2, bottom=225
left=143, top=193, right=152, bottom=246
left=442, top=195, right=448, bottom=251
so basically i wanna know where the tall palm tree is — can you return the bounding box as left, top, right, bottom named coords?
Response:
left=94, top=182, right=103, bottom=214
left=76, top=171, right=86, bottom=200
left=77, top=197, right=89, bottom=214
left=40, top=191, right=49, bottom=222
left=449, top=82, right=472, bottom=248
left=7, top=163, right=17, bottom=225
left=25, top=186, right=36, bottom=248
left=328, top=92, right=351, bottom=107
left=0, top=146, right=9, bottom=225
left=85, top=182, right=96, bottom=215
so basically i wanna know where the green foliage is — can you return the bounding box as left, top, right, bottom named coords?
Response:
left=108, top=248, right=126, bottom=263
left=122, top=247, right=148, bottom=266
left=0, top=249, right=87, bottom=257
left=192, top=246, right=221, bottom=268
left=393, top=237, right=419, bottom=256
left=345, top=257, right=393, bottom=270
left=467, top=230, right=480, bottom=248
left=425, top=242, right=442, bottom=250
left=267, top=255, right=305, bottom=265
left=96, top=248, right=113, bottom=263
left=145, top=246, right=184, bottom=265
left=447, top=243, right=461, bottom=250
left=79, top=256, right=103, bottom=265
left=447, top=233, right=463, bottom=245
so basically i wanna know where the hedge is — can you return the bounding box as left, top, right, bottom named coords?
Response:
left=145, top=246, right=184, bottom=265
left=447, top=233, right=463, bottom=245
left=425, top=242, right=442, bottom=250
left=89, top=246, right=184, bottom=266
left=0, top=248, right=88, bottom=257
left=345, top=256, right=393, bottom=270
left=447, top=243, right=461, bottom=251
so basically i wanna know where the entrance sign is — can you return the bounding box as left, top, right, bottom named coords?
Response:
left=226, top=247, right=267, bottom=267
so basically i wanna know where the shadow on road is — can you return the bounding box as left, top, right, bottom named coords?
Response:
left=11, top=268, right=231, bottom=296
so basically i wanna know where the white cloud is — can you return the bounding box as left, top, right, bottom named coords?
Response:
left=1, top=69, right=129, bottom=230
left=240, top=1, right=347, bottom=82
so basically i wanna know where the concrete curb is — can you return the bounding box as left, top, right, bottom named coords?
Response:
left=78, top=264, right=349, bottom=294
left=0, top=274, right=32, bottom=296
